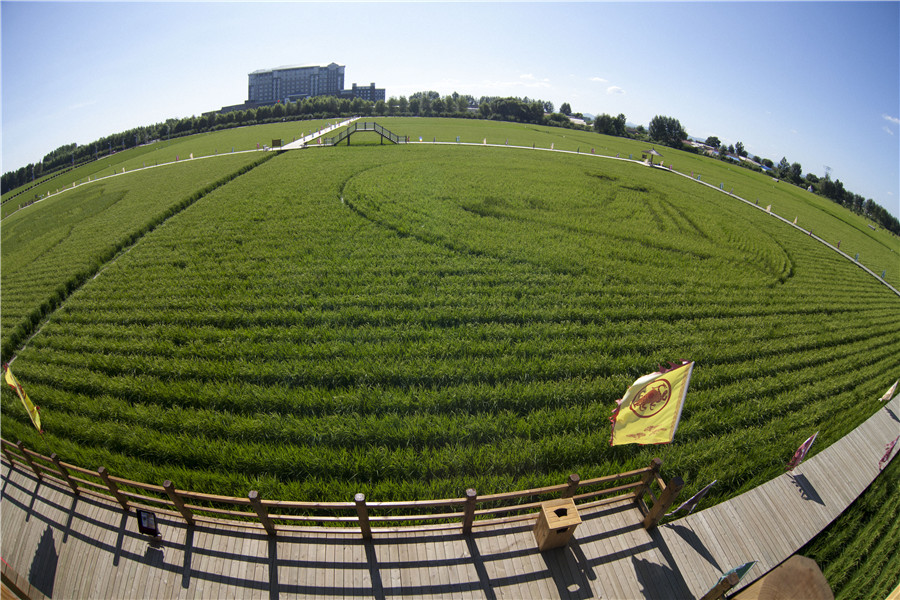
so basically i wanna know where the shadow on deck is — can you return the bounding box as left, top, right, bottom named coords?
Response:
left=0, top=463, right=694, bottom=599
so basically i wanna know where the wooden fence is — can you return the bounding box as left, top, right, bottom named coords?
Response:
left=1, top=437, right=682, bottom=538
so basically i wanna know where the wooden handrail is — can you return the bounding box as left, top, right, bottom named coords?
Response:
left=572, top=480, right=644, bottom=501
left=358, top=497, right=466, bottom=510
left=1, top=438, right=675, bottom=536
left=69, top=475, right=109, bottom=492
left=58, top=459, right=104, bottom=478
left=107, top=474, right=166, bottom=494
left=181, top=504, right=256, bottom=519
left=260, top=499, right=356, bottom=510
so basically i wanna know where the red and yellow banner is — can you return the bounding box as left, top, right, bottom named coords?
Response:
left=3, top=364, right=42, bottom=433
left=610, top=361, right=694, bottom=446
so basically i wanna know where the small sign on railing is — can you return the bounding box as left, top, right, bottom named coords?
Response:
left=136, top=509, right=161, bottom=538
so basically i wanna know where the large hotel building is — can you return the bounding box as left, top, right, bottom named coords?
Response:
left=247, top=63, right=385, bottom=106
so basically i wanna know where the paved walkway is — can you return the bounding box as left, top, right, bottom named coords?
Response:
left=281, top=117, right=360, bottom=150
left=2, top=394, right=897, bottom=599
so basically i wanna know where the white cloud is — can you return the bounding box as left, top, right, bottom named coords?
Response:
left=883, top=126, right=895, bottom=136
left=606, top=86, right=625, bottom=95
left=515, top=73, right=551, bottom=88
left=883, top=114, right=900, bottom=126
left=590, top=77, right=608, bottom=83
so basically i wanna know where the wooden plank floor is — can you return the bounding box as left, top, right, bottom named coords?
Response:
left=2, top=395, right=897, bottom=599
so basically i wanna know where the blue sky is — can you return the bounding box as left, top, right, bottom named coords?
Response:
left=2, top=1, right=898, bottom=215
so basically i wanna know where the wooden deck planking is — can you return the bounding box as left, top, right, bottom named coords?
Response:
left=418, top=530, right=440, bottom=598
left=656, top=519, right=711, bottom=596
left=332, top=533, right=348, bottom=599
left=441, top=531, right=470, bottom=600
left=227, top=526, right=249, bottom=600
left=603, top=505, right=641, bottom=599
left=618, top=503, right=656, bottom=598
left=222, top=525, right=245, bottom=599
left=2, top=397, right=897, bottom=599
left=484, top=526, right=511, bottom=598
left=54, top=490, right=87, bottom=598
left=450, top=532, right=478, bottom=600
left=507, top=525, right=540, bottom=600
left=721, top=494, right=778, bottom=570
left=4, top=473, right=38, bottom=574
left=703, top=505, right=748, bottom=568
left=199, top=525, right=222, bottom=600
left=421, top=529, right=446, bottom=600
left=519, top=525, right=550, bottom=600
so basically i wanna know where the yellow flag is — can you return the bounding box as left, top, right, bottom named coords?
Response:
left=3, top=364, right=42, bottom=433
left=610, top=361, right=694, bottom=446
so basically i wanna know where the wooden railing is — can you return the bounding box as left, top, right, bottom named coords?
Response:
left=324, top=121, right=402, bottom=146
left=1, top=437, right=682, bottom=538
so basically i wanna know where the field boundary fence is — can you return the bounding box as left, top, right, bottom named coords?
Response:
left=0, top=437, right=681, bottom=538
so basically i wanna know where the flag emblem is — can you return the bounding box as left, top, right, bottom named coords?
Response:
left=631, top=379, right=672, bottom=418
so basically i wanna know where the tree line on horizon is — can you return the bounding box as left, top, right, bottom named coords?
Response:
left=3, top=92, right=897, bottom=235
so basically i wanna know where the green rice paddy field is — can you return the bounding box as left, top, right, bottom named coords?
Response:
left=1, top=119, right=898, bottom=594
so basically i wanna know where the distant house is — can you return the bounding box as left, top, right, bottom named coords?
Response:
left=568, top=116, right=587, bottom=127
left=685, top=140, right=712, bottom=151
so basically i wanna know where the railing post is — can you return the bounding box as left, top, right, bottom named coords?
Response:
left=355, top=493, right=372, bottom=539
left=249, top=490, right=276, bottom=536
left=98, top=467, right=130, bottom=511
left=699, top=572, right=739, bottom=600
left=164, top=480, right=195, bottom=526
left=635, top=458, right=662, bottom=505
left=2, top=442, right=17, bottom=467
left=51, top=454, right=79, bottom=495
left=562, top=474, right=580, bottom=498
left=462, top=488, right=477, bottom=534
left=16, top=441, right=42, bottom=481
left=643, top=476, right=684, bottom=530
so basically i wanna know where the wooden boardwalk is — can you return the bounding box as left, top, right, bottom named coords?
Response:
left=2, top=395, right=897, bottom=599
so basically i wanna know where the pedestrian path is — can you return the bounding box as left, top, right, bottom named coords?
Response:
left=281, top=117, right=360, bottom=150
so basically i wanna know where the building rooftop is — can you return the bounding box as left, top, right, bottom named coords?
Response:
left=250, top=62, right=343, bottom=75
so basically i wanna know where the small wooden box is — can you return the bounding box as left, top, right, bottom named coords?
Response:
left=533, top=498, right=581, bottom=551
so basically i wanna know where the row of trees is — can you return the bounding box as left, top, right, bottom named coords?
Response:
left=697, top=134, right=898, bottom=233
